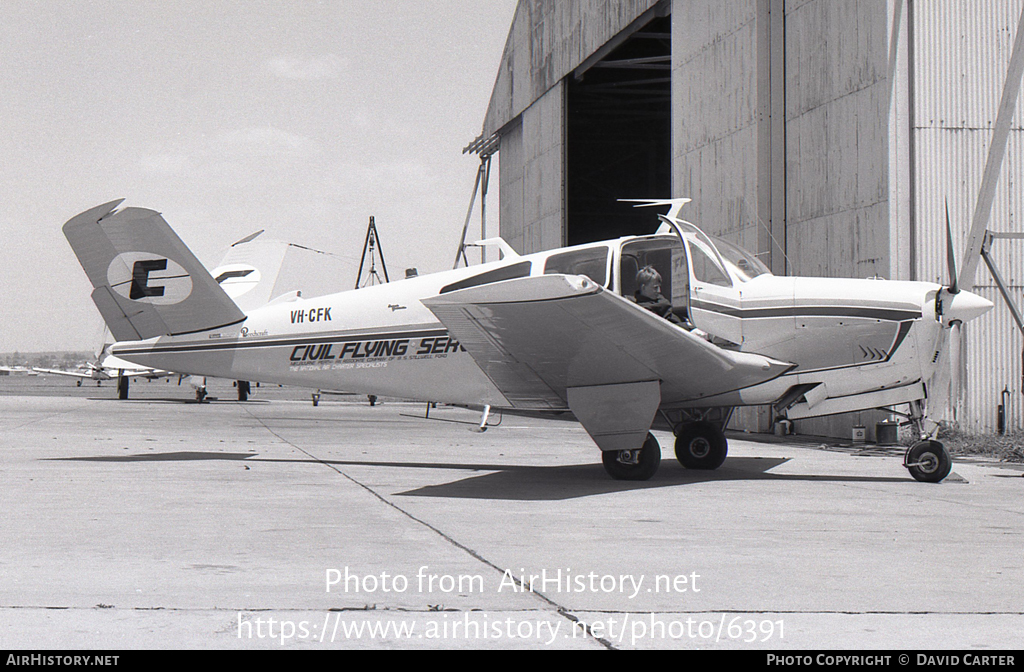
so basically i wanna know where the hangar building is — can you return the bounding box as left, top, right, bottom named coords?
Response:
left=472, top=0, right=1024, bottom=438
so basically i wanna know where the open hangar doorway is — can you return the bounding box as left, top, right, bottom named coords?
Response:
left=566, top=13, right=673, bottom=247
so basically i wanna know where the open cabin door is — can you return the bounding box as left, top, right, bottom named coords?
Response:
left=655, top=220, right=744, bottom=346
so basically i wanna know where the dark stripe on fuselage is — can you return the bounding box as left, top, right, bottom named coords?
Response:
left=114, top=328, right=450, bottom=357
left=690, top=299, right=922, bottom=323
left=886, top=321, right=914, bottom=362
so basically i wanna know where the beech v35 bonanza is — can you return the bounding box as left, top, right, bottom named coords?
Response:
left=64, top=199, right=993, bottom=483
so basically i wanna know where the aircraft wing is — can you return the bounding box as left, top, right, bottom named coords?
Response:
left=422, top=274, right=794, bottom=412
left=120, top=369, right=172, bottom=379
left=32, top=368, right=95, bottom=379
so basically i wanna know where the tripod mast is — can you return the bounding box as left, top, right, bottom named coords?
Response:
left=355, top=216, right=390, bottom=289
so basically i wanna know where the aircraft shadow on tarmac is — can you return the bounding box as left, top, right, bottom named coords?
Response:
left=391, top=457, right=917, bottom=500
left=87, top=397, right=270, bottom=404
left=51, top=453, right=914, bottom=501
left=50, top=451, right=258, bottom=462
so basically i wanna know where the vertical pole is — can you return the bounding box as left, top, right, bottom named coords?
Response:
left=480, top=155, right=492, bottom=264
left=769, top=0, right=787, bottom=276
left=356, top=218, right=372, bottom=289
left=372, top=217, right=390, bottom=283
left=454, top=163, right=485, bottom=269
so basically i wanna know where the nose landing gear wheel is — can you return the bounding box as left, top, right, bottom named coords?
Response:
left=905, top=440, right=952, bottom=483
left=675, top=421, right=728, bottom=470
left=601, top=433, right=661, bottom=481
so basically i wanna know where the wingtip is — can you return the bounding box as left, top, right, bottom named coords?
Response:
left=62, top=199, right=126, bottom=233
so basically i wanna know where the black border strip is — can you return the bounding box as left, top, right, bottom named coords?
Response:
left=691, top=299, right=922, bottom=322
left=115, top=328, right=450, bottom=357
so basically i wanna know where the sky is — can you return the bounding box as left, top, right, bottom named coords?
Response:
left=0, top=0, right=519, bottom=352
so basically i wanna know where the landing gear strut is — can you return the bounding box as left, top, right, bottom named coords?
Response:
left=601, top=433, right=661, bottom=481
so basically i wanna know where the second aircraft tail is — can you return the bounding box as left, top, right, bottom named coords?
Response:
left=63, top=200, right=246, bottom=342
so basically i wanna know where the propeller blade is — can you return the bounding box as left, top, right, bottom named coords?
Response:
left=926, top=328, right=953, bottom=424
left=949, top=321, right=964, bottom=424
left=945, top=200, right=959, bottom=295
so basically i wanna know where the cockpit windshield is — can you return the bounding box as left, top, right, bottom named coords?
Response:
left=709, top=236, right=772, bottom=282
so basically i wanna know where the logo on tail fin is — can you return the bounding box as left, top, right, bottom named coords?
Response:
left=211, top=263, right=262, bottom=300
left=108, top=252, right=193, bottom=305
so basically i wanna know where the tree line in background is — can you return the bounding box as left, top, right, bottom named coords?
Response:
left=2, top=352, right=93, bottom=370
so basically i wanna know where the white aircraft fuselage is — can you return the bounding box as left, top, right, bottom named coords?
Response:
left=64, top=198, right=991, bottom=483
left=110, top=232, right=989, bottom=422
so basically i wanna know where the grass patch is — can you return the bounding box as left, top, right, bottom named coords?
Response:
left=905, top=426, right=1024, bottom=463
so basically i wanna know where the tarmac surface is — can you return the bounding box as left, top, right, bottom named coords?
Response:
left=1, top=375, right=1023, bottom=650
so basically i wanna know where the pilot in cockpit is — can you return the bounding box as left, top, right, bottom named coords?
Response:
left=633, top=266, right=685, bottom=326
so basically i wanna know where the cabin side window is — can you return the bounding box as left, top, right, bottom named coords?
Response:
left=688, top=241, right=732, bottom=287
left=543, top=247, right=609, bottom=287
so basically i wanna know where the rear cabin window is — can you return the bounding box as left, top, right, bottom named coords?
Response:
left=439, top=261, right=533, bottom=294
left=543, top=247, right=609, bottom=287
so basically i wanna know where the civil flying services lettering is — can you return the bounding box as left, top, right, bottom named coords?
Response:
left=289, top=336, right=466, bottom=364
left=416, top=336, right=465, bottom=355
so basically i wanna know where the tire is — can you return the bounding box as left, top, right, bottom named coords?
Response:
left=601, top=433, right=662, bottom=481
left=906, top=440, right=951, bottom=483
left=675, top=421, right=728, bottom=470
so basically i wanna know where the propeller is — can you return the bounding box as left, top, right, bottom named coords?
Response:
left=920, top=197, right=999, bottom=431
left=931, top=200, right=989, bottom=425
left=945, top=201, right=959, bottom=296
left=923, top=202, right=966, bottom=427
left=945, top=202, right=964, bottom=424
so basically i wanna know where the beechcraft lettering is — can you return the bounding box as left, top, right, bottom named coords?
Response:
left=290, top=307, right=332, bottom=324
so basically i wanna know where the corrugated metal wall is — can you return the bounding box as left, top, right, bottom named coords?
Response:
left=913, top=0, right=1024, bottom=432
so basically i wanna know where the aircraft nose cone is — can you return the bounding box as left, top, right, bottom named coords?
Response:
left=946, top=290, right=994, bottom=325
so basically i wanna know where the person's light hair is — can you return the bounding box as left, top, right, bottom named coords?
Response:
left=636, top=265, right=661, bottom=288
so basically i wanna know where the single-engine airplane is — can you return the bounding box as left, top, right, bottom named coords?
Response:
left=33, top=343, right=171, bottom=389
left=63, top=199, right=992, bottom=483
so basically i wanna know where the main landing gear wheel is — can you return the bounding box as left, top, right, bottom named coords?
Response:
left=601, top=433, right=661, bottom=481
left=675, top=421, right=728, bottom=470
left=905, top=440, right=952, bottom=483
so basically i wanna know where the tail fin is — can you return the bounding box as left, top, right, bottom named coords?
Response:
left=63, top=200, right=246, bottom=341
left=210, top=237, right=290, bottom=312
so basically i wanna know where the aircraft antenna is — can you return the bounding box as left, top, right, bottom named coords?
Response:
left=355, top=216, right=390, bottom=289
